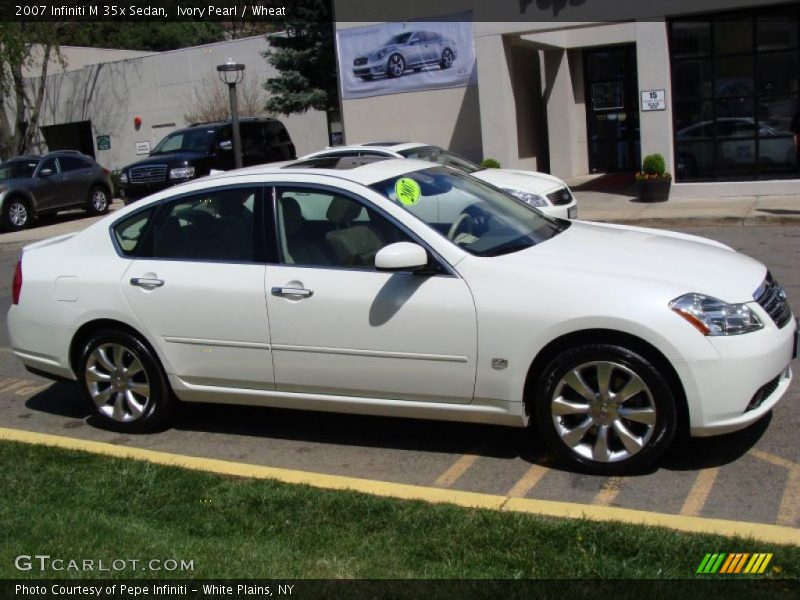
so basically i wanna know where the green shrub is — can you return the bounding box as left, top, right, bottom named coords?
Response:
left=641, top=154, right=666, bottom=176
left=480, top=158, right=501, bottom=169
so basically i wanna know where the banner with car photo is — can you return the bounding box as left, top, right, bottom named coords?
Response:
left=337, top=15, right=476, bottom=100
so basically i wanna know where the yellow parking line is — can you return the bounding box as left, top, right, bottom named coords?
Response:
left=680, top=468, right=719, bottom=516
left=748, top=449, right=800, bottom=527
left=0, top=380, right=30, bottom=394
left=434, top=453, right=480, bottom=488
left=507, top=463, right=550, bottom=498
left=1, top=426, right=799, bottom=546
left=750, top=448, right=799, bottom=470
left=15, top=384, right=50, bottom=396
left=593, top=477, right=628, bottom=507
left=777, top=466, right=800, bottom=527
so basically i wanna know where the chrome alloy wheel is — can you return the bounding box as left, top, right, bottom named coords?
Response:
left=441, top=49, right=454, bottom=68
left=8, top=201, right=28, bottom=227
left=85, top=343, right=151, bottom=423
left=388, top=54, right=405, bottom=77
left=550, top=361, right=657, bottom=463
left=91, top=188, right=108, bottom=211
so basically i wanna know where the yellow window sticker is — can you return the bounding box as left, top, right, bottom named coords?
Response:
left=395, top=177, right=421, bottom=206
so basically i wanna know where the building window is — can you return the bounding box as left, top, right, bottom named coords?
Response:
left=669, top=5, right=799, bottom=181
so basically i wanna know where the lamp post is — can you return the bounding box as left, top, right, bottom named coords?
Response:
left=216, top=58, right=246, bottom=169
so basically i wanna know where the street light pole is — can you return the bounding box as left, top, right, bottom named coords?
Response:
left=216, top=58, right=246, bottom=170
left=227, top=81, right=242, bottom=169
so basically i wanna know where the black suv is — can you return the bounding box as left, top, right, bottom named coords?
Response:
left=0, top=151, right=113, bottom=232
left=119, top=118, right=296, bottom=203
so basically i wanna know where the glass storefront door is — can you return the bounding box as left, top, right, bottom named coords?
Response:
left=584, top=45, right=641, bottom=173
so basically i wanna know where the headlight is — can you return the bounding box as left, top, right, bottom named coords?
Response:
left=169, top=166, right=195, bottom=179
left=376, top=49, right=388, bottom=59
left=670, top=293, right=763, bottom=336
left=119, top=172, right=128, bottom=184
left=503, top=188, right=548, bottom=207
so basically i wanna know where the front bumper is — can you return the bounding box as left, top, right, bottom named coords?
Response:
left=540, top=201, right=578, bottom=220
left=678, top=314, right=797, bottom=437
left=120, top=181, right=176, bottom=203
left=353, top=57, right=389, bottom=77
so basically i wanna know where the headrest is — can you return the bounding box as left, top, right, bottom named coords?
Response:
left=326, top=196, right=363, bottom=225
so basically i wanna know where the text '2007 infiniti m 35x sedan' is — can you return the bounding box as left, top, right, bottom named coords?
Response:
left=8, top=155, right=798, bottom=474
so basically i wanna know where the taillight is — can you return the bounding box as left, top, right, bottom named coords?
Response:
left=12, top=257, right=22, bottom=305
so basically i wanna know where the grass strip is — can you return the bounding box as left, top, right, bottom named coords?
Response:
left=1, top=440, right=798, bottom=579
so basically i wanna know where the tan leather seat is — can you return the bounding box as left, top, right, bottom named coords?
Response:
left=324, top=196, right=384, bottom=267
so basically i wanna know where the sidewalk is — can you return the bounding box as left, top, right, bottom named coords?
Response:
left=567, top=175, right=800, bottom=225
left=1, top=190, right=800, bottom=247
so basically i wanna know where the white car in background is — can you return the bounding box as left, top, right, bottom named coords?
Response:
left=301, top=143, right=578, bottom=219
left=7, top=157, right=797, bottom=474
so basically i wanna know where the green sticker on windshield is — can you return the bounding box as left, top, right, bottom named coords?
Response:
left=395, top=177, right=421, bottom=206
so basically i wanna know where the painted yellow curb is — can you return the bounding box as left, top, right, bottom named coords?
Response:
left=1, top=426, right=798, bottom=546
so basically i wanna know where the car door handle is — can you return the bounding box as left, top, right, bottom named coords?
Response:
left=271, top=286, right=313, bottom=299
left=130, top=277, right=165, bottom=288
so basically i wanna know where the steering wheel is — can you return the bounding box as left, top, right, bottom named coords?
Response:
left=447, top=212, right=474, bottom=241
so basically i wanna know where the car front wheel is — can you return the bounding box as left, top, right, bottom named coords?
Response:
left=79, top=329, right=175, bottom=432
left=440, top=48, right=454, bottom=69
left=533, top=343, right=677, bottom=474
left=386, top=54, right=405, bottom=78
left=87, top=185, right=109, bottom=215
left=3, top=197, right=31, bottom=232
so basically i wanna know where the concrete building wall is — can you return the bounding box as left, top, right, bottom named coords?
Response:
left=23, top=45, right=156, bottom=78
left=32, top=37, right=329, bottom=170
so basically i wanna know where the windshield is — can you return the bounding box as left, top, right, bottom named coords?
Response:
left=371, top=167, right=567, bottom=257
left=0, top=159, right=38, bottom=180
left=398, top=146, right=481, bottom=174
left=384, top=33, right=413, bottom=45
left=151, top=128, right=216, bottom=155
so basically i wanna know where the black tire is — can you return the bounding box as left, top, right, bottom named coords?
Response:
left=78, top=329, right=175, bottom=432
left=532, top=343, right=677, bottom=475
left=3, top=196, right=32, bottom=232
left=440, top=48, right=454, bottom=70
left=386, top=53, right=405, bottom=78
left=86, top=185, right=110, bottom=216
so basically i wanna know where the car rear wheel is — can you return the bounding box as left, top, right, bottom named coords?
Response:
left=3, top=197, right=31, bottom=232
left=86, top=185, right=109, bottom=215
left=386, top=54, right=405, bottom=78
left=532, top=343, right=677, bottom=474
left=440, top=48, right=454, bottom=69
left=79, top=329, right=175, bottom=432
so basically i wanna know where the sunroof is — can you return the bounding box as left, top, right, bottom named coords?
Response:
left=282, top=156, right=390, bottom=170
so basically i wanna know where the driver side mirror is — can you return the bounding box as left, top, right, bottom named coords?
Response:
left=38, top=168, right=53, bottom=177
left=218, top=140, right=232, bottom=151
left=375, top=242, right=429, bottom=273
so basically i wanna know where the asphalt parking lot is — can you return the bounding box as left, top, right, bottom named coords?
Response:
left=0, top=219, right=797, bottom=530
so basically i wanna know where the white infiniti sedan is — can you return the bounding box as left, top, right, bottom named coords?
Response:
left=8, top=156, right=797, bottom=474
left=301, top=143, right=578, bottom=219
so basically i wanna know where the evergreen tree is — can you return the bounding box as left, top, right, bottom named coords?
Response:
left=263, top=0, right=338, bottom=115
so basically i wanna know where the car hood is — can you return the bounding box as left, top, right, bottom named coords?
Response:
left=473, top=169, right=567, bottom=195
left=500, top=221, right=765, bottom=303
left=123, top=151, right=208, bottom=170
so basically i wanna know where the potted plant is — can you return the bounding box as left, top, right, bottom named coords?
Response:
left=636, top=154, right=672, bottom=202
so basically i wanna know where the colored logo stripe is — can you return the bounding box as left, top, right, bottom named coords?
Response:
left=697, top=553, right=773, bottom=574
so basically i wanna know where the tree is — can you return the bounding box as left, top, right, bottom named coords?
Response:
left=262, top=0, right=339, bottom=115
left=59, top=23, right=225, bottom=52
left=0, top=23, right=67, bottom=159
left=183, top=76, right=269, bottom=124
